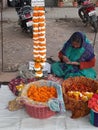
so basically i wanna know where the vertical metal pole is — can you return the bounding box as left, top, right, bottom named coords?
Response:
left=0, top=0, right=4, bottom=71
left=93, top=32, right=97, bottom=48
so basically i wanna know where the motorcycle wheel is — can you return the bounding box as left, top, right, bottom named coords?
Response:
left=28, top=27, right=33, bottom=38
left=78, top=8, right=87, bottom=23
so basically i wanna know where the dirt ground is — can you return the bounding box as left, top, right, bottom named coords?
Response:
left=0, top=7, right=98, bottom=81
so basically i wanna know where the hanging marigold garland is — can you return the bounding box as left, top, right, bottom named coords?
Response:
left=33, top=6, right=46, bottom=77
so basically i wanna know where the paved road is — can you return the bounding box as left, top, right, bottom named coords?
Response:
left=0, top=7, right=98, bottom=82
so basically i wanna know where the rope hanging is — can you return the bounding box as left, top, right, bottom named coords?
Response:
left=93, top=32, right=97, bottom=48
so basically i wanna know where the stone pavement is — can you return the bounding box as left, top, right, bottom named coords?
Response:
left=45, top=7, right=98, bottom=19
left=0, top=6, right=98, bottom=82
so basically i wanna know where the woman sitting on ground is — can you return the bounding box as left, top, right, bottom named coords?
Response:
left=51, top=31, right=96, bottom=79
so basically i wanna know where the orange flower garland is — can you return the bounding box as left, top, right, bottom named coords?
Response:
left=33, top=6, right=46, bottom=77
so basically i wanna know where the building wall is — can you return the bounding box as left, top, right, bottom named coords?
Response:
left=2, top=0, right=97, bottom=8
left=45, top=0, right=58, bottom=7
left=66, top=0, right=96, bottom=2
left=64, top=0, right=97, bottom=6
left=45, top=0, right=97, bottom=7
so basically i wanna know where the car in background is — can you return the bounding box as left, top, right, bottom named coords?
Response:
left=7, top=0, right=15, bottom=7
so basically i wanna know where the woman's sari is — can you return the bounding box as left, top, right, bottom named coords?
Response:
left=51, top=32, right=96, bottom=79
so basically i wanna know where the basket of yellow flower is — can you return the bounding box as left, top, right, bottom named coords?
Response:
left=62, top=76, right=98, bottom=118
left=19, top=80, right=65, bottom=119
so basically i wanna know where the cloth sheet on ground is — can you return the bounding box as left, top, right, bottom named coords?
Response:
left=0, top=85, right=98, bottom=130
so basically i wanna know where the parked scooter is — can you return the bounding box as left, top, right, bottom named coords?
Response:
left=15, top=0, right=33, bottom=37
left=77, top=0, right=98, bottom=32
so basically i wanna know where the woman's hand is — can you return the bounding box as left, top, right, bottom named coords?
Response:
left=62, top=55, right=70, bottom=63
left=71, top=62, right=80, bottom=65
left=66, top=61, right=80, bottom=65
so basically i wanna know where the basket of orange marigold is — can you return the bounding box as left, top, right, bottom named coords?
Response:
left=18, top=80, right=65, bottom=119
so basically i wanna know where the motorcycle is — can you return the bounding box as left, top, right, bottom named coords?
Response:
left=15, top=1, right=33, bottom=37
left=77, top=0, right=98, bottom=32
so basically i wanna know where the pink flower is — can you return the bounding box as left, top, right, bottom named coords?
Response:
left=88, top=94, right=98, bottom=112
left=93, top=93, right=98, bottom=99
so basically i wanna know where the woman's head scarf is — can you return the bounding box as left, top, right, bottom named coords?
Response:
left=61, top=31, right=95, bottom=61
left=66, top=31, right=89, bottom=47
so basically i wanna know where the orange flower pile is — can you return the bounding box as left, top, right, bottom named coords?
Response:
left=65, top=83, right=94, bottom=93
left=27, top=85, right=57, bottom=102
left=32, top=6, right=46, bottom=77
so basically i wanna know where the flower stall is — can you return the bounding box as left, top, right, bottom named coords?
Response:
left=3, top=0, right=98, bottom=129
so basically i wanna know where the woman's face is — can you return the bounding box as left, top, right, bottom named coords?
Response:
left=72, top=41, right=81, bottom=48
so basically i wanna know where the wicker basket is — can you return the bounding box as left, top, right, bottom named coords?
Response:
left=24, top=102, right=55, bottom=119
left=62, top=76, right=98, bottom=118
left=20, top=80, right=64, bottom=119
